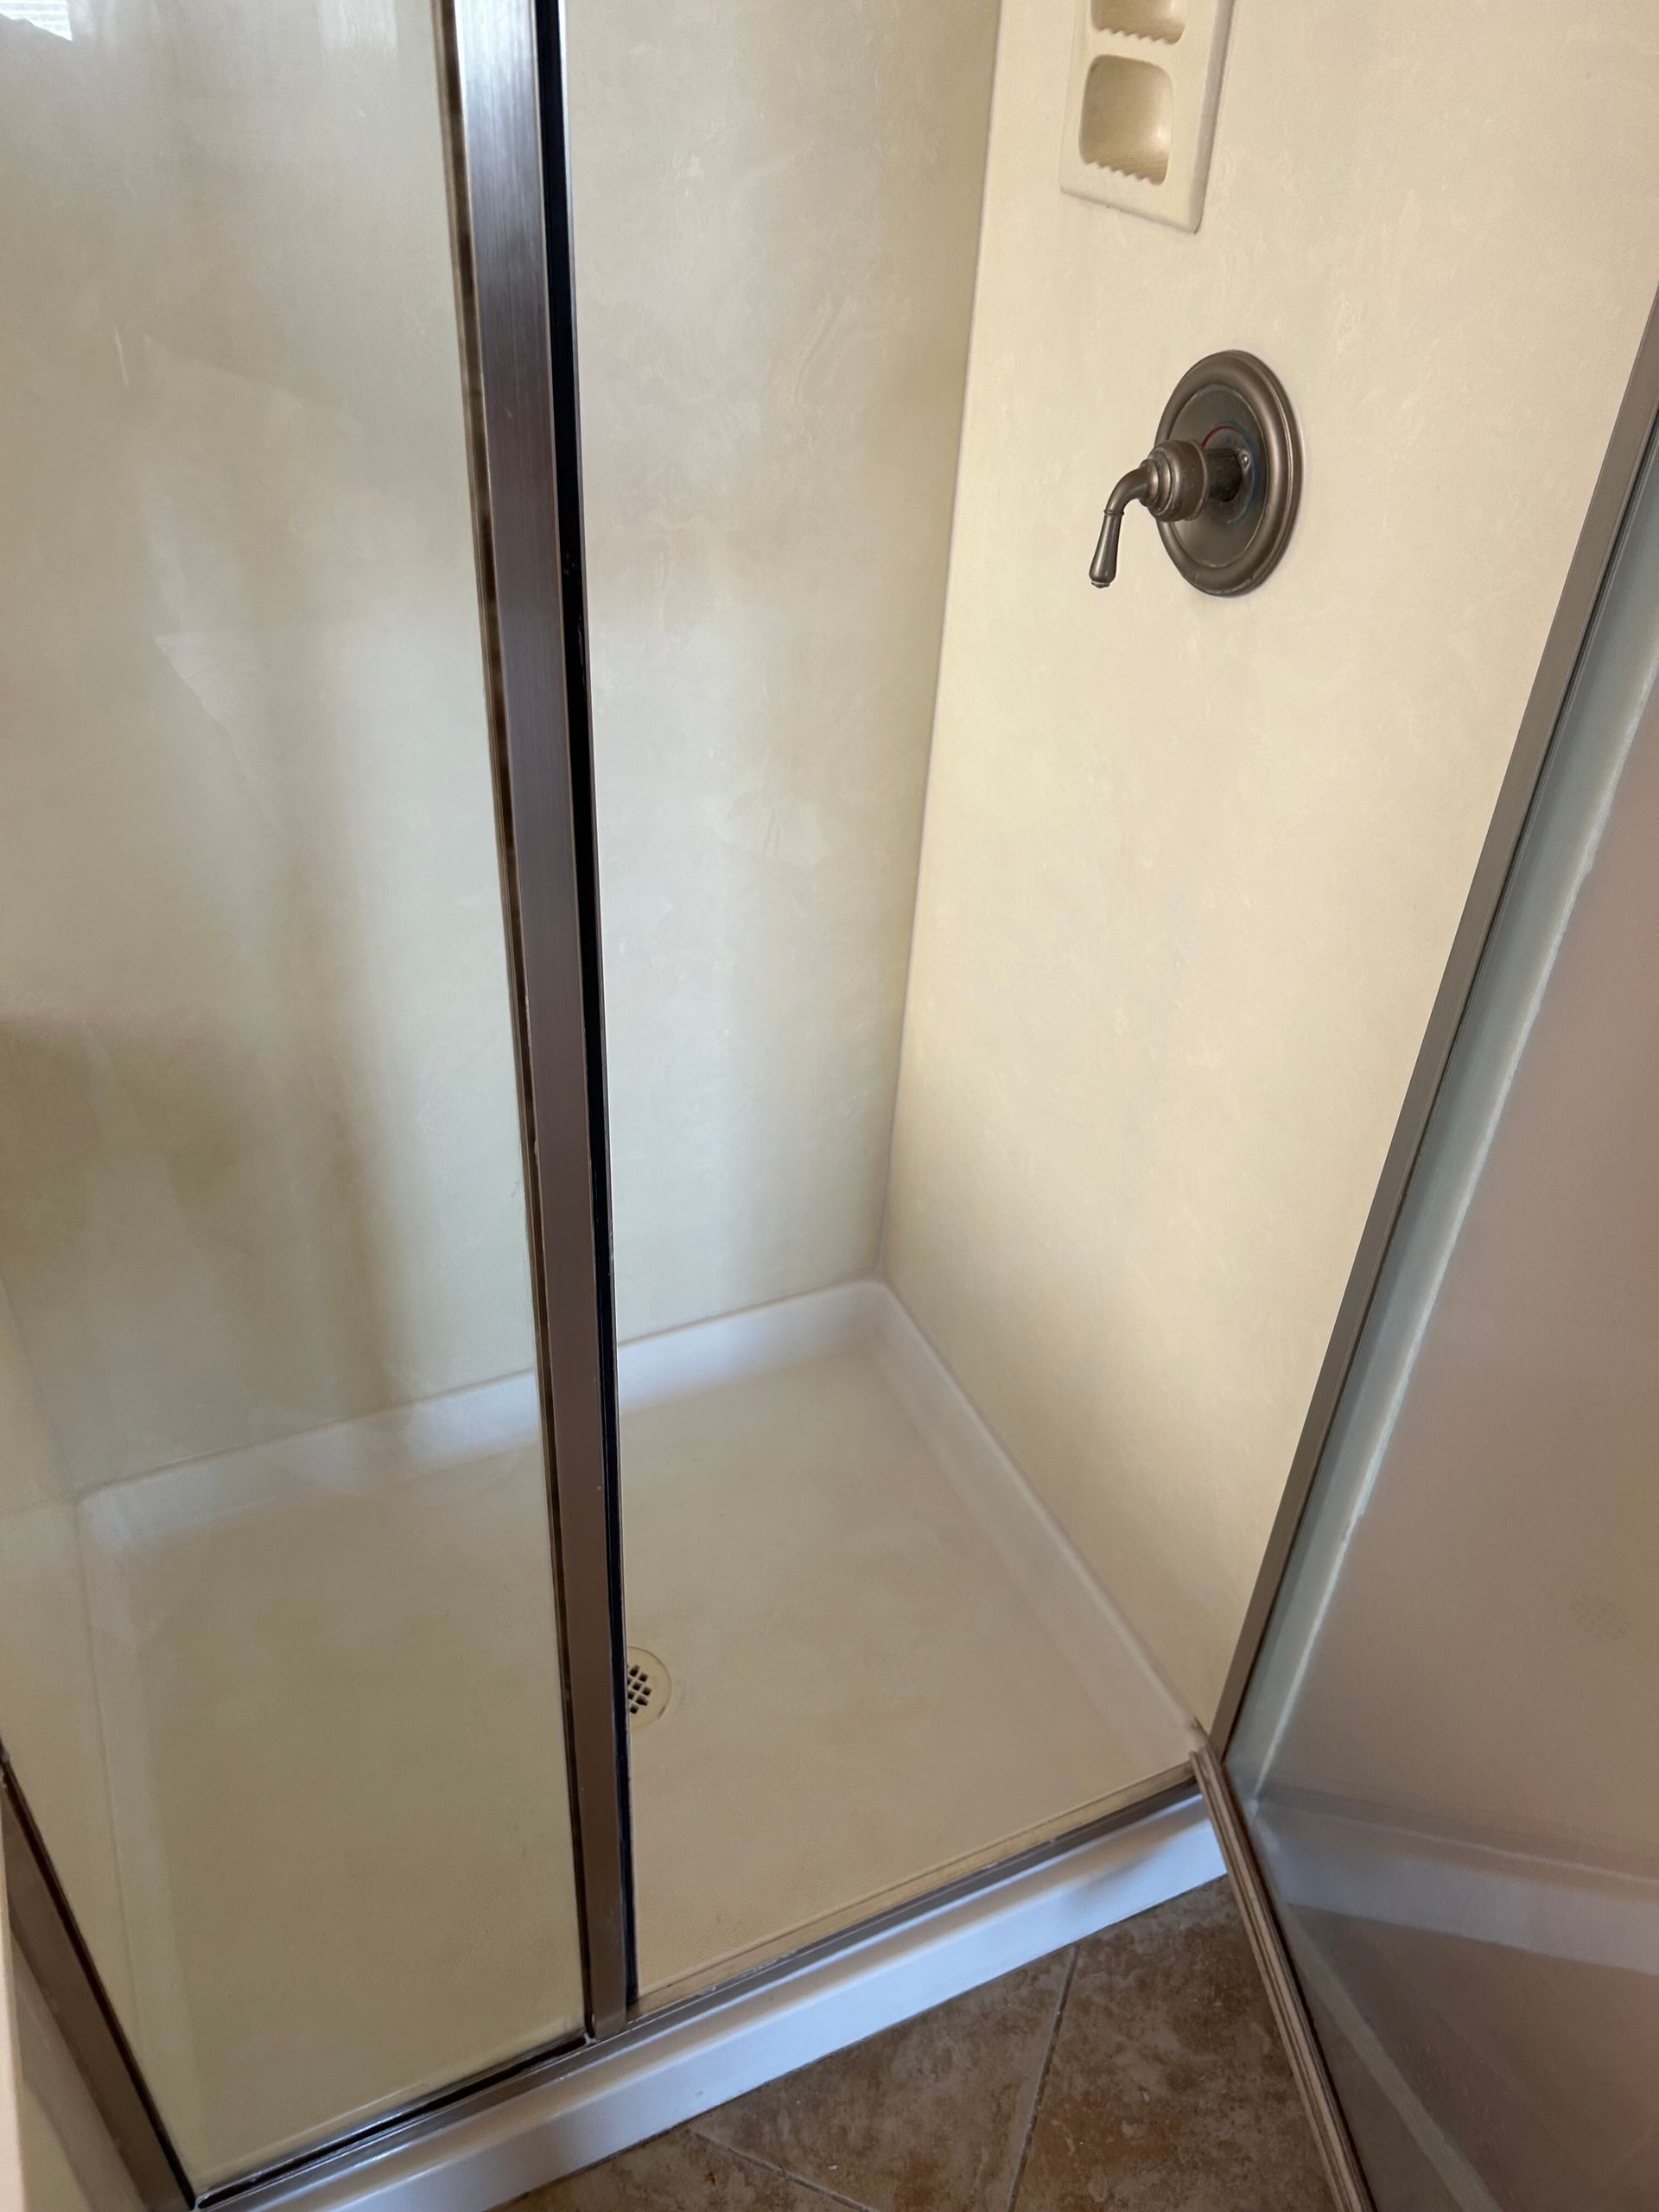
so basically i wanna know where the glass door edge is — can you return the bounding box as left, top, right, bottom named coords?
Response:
left=1210, top=279, right=1659, bottom=1757
left=1191, top=1745, right=1374, bottom=2211
left=2, top=1758, right=191, bottom=2212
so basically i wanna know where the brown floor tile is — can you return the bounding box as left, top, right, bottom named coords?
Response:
left=510, top=2124, right=849, bottom=2210
left=697, top=1949, right=1074, bottom=2212
left=1011, top=1882, right=1332, bottom=2212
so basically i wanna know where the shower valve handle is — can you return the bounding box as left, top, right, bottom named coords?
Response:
left=1085, top=353, right=1301, bottom=597
left=1089, top=437, right=1245, bottom=589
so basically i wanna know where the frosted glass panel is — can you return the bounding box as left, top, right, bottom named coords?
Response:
left=1230, top=435, right=1659, bottom=2212
left=0, top=0, right=583, bottom=2183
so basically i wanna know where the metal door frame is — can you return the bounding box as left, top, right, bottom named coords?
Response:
left=437, top=0, right=633, bottom=2040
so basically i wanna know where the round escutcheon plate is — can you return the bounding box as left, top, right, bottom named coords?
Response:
left=1154, top=351, right=1301, bottom=596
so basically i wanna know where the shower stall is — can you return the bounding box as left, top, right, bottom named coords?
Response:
left=4, top=0, right=1659, bottom=2204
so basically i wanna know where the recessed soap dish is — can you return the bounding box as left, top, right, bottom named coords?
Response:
left=1090, top=0, right=1185, bottom=42
left=1063, top=0, right=1234, bottom=231
left=1079, top=56, right=1173, bottom=184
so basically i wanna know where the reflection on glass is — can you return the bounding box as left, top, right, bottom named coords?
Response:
left=0, top=0, right=582, bottom=2183
left=1230, top=442, right=1659, bottom=2212
left=0, top=1, right=69, bottom=37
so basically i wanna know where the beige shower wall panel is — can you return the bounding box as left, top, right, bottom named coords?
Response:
left=886, top=0, right=1659, bottom=1722
left=567, top=0, right=1001, bottom=1340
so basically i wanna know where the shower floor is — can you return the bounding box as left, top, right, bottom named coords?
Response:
left=620, top=1281, right=1189, bottom=1998
left=70, top=1281, right=1186, bottom=2179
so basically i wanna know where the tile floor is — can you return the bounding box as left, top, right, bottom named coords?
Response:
left=508, top=1880, right=1334, bottom=2212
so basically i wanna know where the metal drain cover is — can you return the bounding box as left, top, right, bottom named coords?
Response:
left=625, top=1646, right=671, bottom=1730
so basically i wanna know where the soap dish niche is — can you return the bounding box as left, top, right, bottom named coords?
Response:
left=1078, top=56, right=1173, bottom=185
left=1090, top=0, right=1185, bottom=43
left=1063, top=0, right=1234, bottom=231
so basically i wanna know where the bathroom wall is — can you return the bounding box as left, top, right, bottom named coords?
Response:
left=0, top=0, right=535, bottom=1497
left=887, top=0, right=1659, bottom=1722
left=566, top=0, right=1001, bottom=1342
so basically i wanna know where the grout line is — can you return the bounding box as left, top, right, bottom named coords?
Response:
left=702, top=2133, right=880, bottom=2211
left=1003, top=1944, right=1080, bottom=2212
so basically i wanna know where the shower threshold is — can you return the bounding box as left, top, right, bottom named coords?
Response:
left=619, top=1279, right=1192, bottom=2002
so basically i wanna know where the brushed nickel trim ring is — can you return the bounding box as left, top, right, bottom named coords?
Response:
left=1090, top=350, right=1301, bottom=596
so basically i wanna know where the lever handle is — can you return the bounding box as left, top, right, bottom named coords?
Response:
left=1089, top=465, right=1151, bottom=589
left=1090, top=437, right=1244, bottom=590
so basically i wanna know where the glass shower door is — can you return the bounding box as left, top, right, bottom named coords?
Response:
left=0, top=0, right=586, bottom=2188
left=1226, top=423, right=1659, bottom=2209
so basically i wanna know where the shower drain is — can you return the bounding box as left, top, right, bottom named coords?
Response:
left=626, top=1647, right=671, bottom=1730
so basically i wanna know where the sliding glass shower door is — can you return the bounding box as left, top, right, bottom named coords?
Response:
left=1227, top=423, right=1659, bottom=2208
left=0, top=0, right=586, bottom=2186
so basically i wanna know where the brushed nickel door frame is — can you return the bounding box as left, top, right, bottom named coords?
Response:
left=437, top=0, right=633, bottom=2039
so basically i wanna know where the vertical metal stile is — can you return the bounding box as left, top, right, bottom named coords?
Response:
left=436, top=0, right=634, bottom=2034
